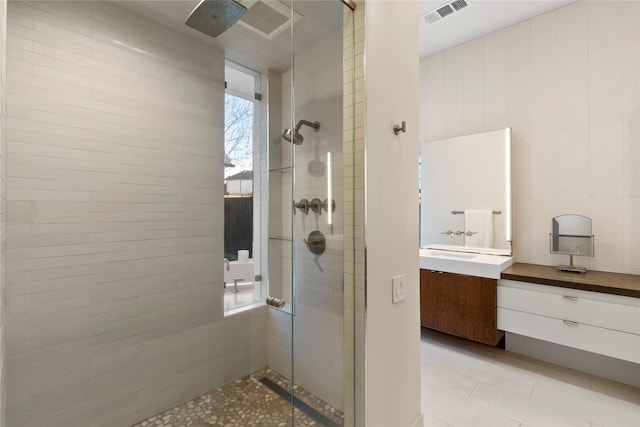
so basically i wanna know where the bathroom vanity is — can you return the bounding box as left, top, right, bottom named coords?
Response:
left=498, top=263, right=640, bottom=364
left=419, top=128, right=514, bottom=346
left=420, top=269, right=503, bottom=345
left=419, top=248, right=515, bottom=346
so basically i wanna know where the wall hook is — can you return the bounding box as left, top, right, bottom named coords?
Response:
left=393, top=121, right=406, bottom=135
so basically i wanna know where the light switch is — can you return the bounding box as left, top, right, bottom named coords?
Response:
left=392, top=274, right=407, bottom=303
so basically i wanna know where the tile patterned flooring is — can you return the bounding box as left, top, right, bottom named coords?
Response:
left=132, top=368, right=343, bottom=427
left=133, top=328, right=640, bottom=427
left=421, top=328, right=640, bottom=427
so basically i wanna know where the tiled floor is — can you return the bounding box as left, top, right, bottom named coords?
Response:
left=420, top=328, right=640, bottom=427
left=132, top=368, right=343, bottom=427
left=133, top=327, right=639, bottom=427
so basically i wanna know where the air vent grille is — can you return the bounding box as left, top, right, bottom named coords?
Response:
left=422, top=0, right=472, bottom=25
left=436, top=4, right=454, bottom=18
left=450, top=0, right=469, bottom=11
left=240, top=1, right=288, bottom=35
left=237, top=0, right=302, bottom=40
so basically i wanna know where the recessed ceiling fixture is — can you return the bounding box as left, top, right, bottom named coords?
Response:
left=237, top=0, right=302, bottom=39
left=422, top=0, right=471, bottom=25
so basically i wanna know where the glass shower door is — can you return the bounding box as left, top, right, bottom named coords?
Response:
left=264, top=1, right=356, bottom=426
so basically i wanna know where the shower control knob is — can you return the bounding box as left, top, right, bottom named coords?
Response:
left=322, top=198, right=336, bottom=213
left=309, top=198, right=323, bottom=214
left=303, top=230, right=326, bottom=255
left=294, top=199, right=309, bottom=215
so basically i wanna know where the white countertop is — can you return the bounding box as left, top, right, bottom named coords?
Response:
left=420, top=246, right=515, bottom=279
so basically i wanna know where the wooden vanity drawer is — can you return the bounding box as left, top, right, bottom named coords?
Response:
left=498, top=281, right=640, bottom=335
left=498, top=307, right=640, bottom=364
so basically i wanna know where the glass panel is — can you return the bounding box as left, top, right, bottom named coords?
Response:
left=289, top=1, right=353, bottom=426
left=342, top=5, right=357, bottom=425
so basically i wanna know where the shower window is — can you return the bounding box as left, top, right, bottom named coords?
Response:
left=223, top=61, right=262, bottom=313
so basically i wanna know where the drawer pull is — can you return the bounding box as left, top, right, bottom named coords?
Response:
left=562, top=295, right=578, bottom=301
left=563, top=319, right=579, bottom=326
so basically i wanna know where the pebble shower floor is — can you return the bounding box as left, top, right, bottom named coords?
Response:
left=131, top=369, right=344, bottom=427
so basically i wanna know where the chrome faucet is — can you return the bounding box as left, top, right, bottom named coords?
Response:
left=224, top=258, right=230, bottom=271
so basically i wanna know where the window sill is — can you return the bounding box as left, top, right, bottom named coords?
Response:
left=224, top=301, right=266, bottom=317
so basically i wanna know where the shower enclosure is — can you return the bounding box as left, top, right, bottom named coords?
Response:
left=3, top=0, right=356, bottom=425
left=202, top=0, right=358, bottom=424
left=260, top=0, right=358, bottom=425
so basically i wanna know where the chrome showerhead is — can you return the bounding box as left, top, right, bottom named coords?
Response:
left=282, top=120, right=320, bottom=145
left=282, top=128, right=303, bottom=145
left=185, top=0, right=247, bottom=38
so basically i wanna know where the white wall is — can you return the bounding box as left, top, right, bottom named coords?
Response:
left=5, top=2, right=266, bottom=426
left=420, top=0, right=640, bottom=275
left=0, top=0, right=8, bottom=425
left=364, top=1, right=423, bottom=427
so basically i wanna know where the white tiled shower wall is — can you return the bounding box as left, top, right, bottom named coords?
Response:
left=1, top=0, right=8, bottom=425
left=5, top=2, right=266, bottom=426
left=420, top=0, right=640, bottom=275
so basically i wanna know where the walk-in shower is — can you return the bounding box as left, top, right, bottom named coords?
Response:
left=282, top=119, right=321, bottom=145
left=2, top=0, right=356, bottom=425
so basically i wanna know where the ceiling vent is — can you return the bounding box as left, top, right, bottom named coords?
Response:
left=238, top=0, right=302, bottom=39
left=422, top=0, right=471, bottom=25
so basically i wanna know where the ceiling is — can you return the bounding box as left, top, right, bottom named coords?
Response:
left=116, top=0, right=576, bottom=71
left=418, top=0, right=575, bottom=58
left=115, top=0, right=342, bottom=73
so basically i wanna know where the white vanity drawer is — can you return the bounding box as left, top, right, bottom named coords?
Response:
left=498, top=307, right=640, bottom=364
left=498, top=281, right=640, bottom=335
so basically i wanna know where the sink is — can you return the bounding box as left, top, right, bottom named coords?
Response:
left=419, top=247, right=514, bottom=279
left=427, top=250, right=477, bottom=259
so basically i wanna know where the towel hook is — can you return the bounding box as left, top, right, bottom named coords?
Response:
left=393, top=121, right=406, bottom=135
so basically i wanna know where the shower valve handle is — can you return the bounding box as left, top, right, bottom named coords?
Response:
left=321, top=198, right=336, bottom=213
left=309, top=198, right=323, bottom=214
left=294, top=199, right=309, bottom=215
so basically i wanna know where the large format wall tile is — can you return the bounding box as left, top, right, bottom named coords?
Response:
left=5, top=2, right=266, bottom=426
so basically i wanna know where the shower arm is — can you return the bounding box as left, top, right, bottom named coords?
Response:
left=295, top=120, right=320, bottom=132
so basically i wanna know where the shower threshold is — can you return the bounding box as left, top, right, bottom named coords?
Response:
left=131, top=368, right=344, bottom=427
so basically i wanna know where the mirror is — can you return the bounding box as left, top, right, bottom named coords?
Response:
left=550, top=214, right=594, bottom=273
left=420, top=128, right=512, bottom=255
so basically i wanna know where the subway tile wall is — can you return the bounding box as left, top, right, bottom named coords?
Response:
left=5, top=2, right=266, bottom=426
left=420, top=0, right=640, bottom=275
left=1, top=0, right=8, bottom=425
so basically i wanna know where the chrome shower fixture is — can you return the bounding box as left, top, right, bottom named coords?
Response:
left=282, top=120, right=320, bottom=145
left=185, top=0, right=247, bottom=38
